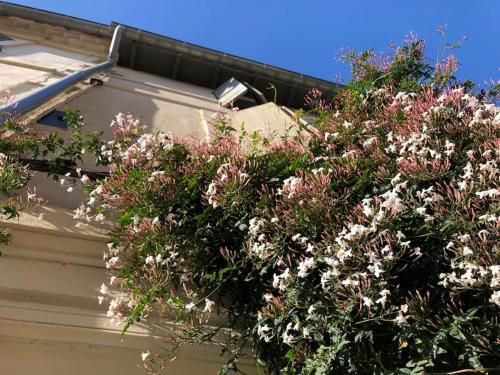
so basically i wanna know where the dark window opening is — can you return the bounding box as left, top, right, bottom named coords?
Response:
left=38, top=110, right=69, bottom=129
left=0, top=33, right=13, bottom=42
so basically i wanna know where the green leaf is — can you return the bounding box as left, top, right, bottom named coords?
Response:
left=285, top=349, right=295, bottom=362
left=396, top=108, right=406, bottom=123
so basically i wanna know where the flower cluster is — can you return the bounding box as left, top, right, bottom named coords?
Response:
left=80, top=38, right=498, bottom=374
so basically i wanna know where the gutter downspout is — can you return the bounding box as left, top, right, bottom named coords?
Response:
left=0, top=25, right=124, bottom=123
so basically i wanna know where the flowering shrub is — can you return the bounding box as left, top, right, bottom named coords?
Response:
left=80, top=35, right=500, bottom=375
left=1, top=34, right=497, bottom=374
left=0, top=110, right=105, bottom=243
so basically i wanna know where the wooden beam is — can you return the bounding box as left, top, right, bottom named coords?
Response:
left=210, top=64, right=221, bottom=88
left=129, top=42, right=137, bottom=69
left=171, top=53, right=181, bottom=79
left=286, top=86, right=297, bottom=107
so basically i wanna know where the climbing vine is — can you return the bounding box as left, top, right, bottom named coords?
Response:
left=1, top=33, right=499, bottom=374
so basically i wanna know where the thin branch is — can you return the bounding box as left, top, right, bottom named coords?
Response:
left=20, top=158, right=109, bottom=180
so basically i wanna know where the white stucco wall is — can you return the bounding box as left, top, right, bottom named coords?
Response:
left=0, top=207, right=258, bottom=375
left=1, top=16, right=261, bottom=374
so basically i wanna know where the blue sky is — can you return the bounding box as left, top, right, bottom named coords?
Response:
left=7, top=0, right=500, bottom=86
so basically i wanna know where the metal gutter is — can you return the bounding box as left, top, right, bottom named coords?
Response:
left=0, top=25, right=124, bottom=123
left=0, top=1, right=342, bottom=107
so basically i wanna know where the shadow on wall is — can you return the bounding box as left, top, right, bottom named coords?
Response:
left=64, top=81, right=211, bottom=139
left=63, top=85, right=160, bottom=138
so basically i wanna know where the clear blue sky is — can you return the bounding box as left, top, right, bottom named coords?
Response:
left=7, top=0, right=500, bottom=86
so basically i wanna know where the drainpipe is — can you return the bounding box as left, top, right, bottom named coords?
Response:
left=0, top=25, right=124, bottom=123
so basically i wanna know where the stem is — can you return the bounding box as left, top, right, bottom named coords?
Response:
left=20, top=158, right=109, bottom=180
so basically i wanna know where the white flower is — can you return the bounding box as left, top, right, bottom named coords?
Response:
left=80, top=175, right=91, bottom=184
left=400, top=304, right=409, bottom=313
left=271, top=217, right=279, bottom=223
left=462, top=246, right=473, bottom=256
left=272, top=268, right=291, bottom=291
left=363, top=137, right=377, bottom=148
left=257, top=324, right=272, bottom=342
left=490, top=266, right=500, bottom=288
left=303, top=327, right=311, bottom=338
left=385, top=144, right=397, bottom=153
left=321, top=269, right=338, bottom=289
left=400, top=241, right=411, bottom=249
left=206, top=182, right=217, bottom=195
left=90, top=184, right=103, bottom=196
left=145, top=255, right=155, bottom=265
left=396, top=231, right=406, bottom=241
left=95, top=213, right=105, bottom=223
left=99, top=283, right=109, bottom=295
left=394, top=312, right=407, bottom=325
left=444, top=139, right=455, bottom=156
left=490, top=291, right=500, bottom=306
left=297, top=257, right=316, bottom=278
left=458, top=180, right=468, bottom=191
left=306, top=305, right=317, bottom=321
left=282, top=322, right=299, bottom=346
left=479, top=214, right=498, bottom=222
left=73, top=206, right=86, bottom=220
left=152, top=216, right=160, bottom=226
left=362, top=296, right=374, bottom=308
left=203, top=298, right=215, bottom=313
left=185, top=302, right=196, bottom=312
left=263, top=293, right=274, bottom=303
left=367, top=262, right=384, bottom=278
left=362, top=198, right=374, bottom=217
left=98, top=296, right=104, bottom=305
left=141, top=350, right=150, bottom=361
left=461, top=161, right=474, bottom=179
left=476, top=189, right=499, bottom=199
left=391, top=173, right=402, bottom=186
left=336, top=247, right=353, bottom=263
left=105, top=256, right=119, bottom=269
left=375, top=290, right=390, bottom=307
left=416, top=206, right=426, bottom=216
left=272, top=275, right=280, bottom=289
left=341, top=276, right=359, bottom=288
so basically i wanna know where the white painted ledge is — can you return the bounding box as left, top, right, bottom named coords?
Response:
left=0, top=206, right=257, bottom=374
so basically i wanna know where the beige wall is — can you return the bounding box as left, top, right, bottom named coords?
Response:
left=0, top=208, right=258, bottom=375
left=63, top=66, right=221, bottom=138
left=0, top=16, right=297, bottom=374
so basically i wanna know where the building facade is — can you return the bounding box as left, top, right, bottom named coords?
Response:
left=0, top=2, right=340, bottom=374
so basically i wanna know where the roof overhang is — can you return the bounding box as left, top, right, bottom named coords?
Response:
left=0, top=1, right=342, bottom=108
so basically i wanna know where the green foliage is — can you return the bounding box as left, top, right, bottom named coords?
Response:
left=87, top=34, right=499, bottom=374
left=0, top=109, right=106, bottom=243
left=1, top=32, right=498, bottom=375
